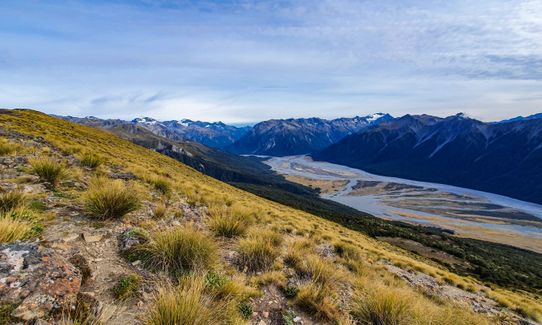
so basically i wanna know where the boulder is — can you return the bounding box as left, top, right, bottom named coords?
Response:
left=0, top=243, right=82, bottom=322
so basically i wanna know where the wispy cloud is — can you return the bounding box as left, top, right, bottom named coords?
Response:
left=0, top=0, right=541, bottom=122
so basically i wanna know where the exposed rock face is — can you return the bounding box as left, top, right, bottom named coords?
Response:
left=0, top=243, right=82, bottom=321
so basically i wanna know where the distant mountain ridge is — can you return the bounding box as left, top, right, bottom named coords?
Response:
left=313, top=113, right=542, bottom=204
left=227, top=113, right=393, bottom=156
left=498, top=113, right=542, bottom=124
left=61, top=115, right=250, bottom=149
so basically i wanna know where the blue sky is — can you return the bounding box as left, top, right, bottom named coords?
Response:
left=1, top=0, right=541, bottom=123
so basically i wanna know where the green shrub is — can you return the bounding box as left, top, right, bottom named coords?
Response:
left=80, top=152, right=102, bottom=169
left=112, top=274, right=141, bottom=300
left=139, top=225, right=217, bottom=276
left=0, top=190, right=26, bottom=214
left=30, top=157, right=66, bottom=186
left=281, top=286, right=299, bottom=299
left=238, top=301, right=252, bottom=320
left=83, top=178, right=140, bottom=219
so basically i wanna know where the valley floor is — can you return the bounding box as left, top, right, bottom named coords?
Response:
left=266, top=155, right=542, bottom=253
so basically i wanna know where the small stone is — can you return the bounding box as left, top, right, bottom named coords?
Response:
left=82, top=232, right=102, bottom=243
left=258, top=321, right=266, bottom=325
left=293, top=316, right=302, bottom=323
left=63, top=234, right=80, bottom=242
left=132, top=260, right=141, bottom=266
left=263, top=311, right=269, bottom=318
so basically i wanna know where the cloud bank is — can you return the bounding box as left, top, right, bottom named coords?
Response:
left=0, top=0, right=541, bottom=122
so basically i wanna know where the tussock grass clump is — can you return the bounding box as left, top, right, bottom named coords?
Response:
left=334, top=241, right=361, bottom=261
left=295, top=255, right=344, bottom=287
left=207, top=205, right=254, bottom=238
left=351, top=281, right=491, bottom=325
left=0, top=217, right=32, bottom=243
left=0, top=140, right=18, bottom=156
left=146, top=275, right=245, bottom=325
left=284, top=239, right=313, bottom=267
left=30, top=157, right=66, bottom=186
left=79, top=152, right=102, bottom=169
left=152, top=202, right=168, bottom=219
left=248, top=228, right=283, bottom=247
left=295, top=283, right=340, bottom=321
left=237, top=228, right=282, bottom=272
left=0, top=190, right=27, bottom=214
left=148, top=176, right=172, bottom=196
left=139, top=225, right=218, bottom=276
left=112, top=274, right=141, bottom=300
left=351, top=285, right=410, bottom=325
left=83, top=178, right=140, bottom=219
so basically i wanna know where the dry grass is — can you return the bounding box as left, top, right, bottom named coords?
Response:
left=79, top=152, right=103, bottom=169
left=145, top=275, right=244, bottom=325
left=138, top=225, right=218, bottom=276
left=0, top=140, right=18, bottom=156
left=295, top=255, right=344, bottom=287
left=0, top=217, right=31, bottom=243
left=351, top=284, right=411, bottom=325
left=351, top=280, right=490, bottom=325
left=83, top=178, right=140, bottom=219
left=147, top=176, right=172, bottom=196
left=29, top=157, right=66, bottom=186
left=0, top=190, right=27, bottom=214
left=237, top=228, right=282, bottom=272
left=152, top=202, right=168, bottom=219
left=295, top=283, right=340, bottom=321
left=207, top=205, right=254, bottom=238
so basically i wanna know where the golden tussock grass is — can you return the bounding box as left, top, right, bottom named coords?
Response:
left=29, top=157, right=67, bottom=186
left=83, top=178, right=141, bottom=219
left=145, top=275, right=246, bottom=325
left=0, top=190, right=27, bottom=214
left=0, top=217, right=32, bottom=243
left=0, top=139, right=19, bottom=156
left=207, top=204, right=254, bottom=238
left=138, top=224, right=218, bottom=276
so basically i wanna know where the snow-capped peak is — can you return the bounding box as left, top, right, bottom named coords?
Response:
left=366, top=113, right=386, bottom=123
left=132, top=117, right=159, bottom=125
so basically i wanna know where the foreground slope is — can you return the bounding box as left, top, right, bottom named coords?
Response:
left=314, top=113, right=542, bottom=204
left=0, top=109, right=540, bottom=324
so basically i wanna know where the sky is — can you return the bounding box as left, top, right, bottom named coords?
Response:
left=1, top=0, right=541, bottom=123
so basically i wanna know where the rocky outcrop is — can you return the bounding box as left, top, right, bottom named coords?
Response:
left=0, top=243, right=82, bottom=322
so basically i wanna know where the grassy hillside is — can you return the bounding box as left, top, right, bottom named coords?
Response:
left=84, top=118, right=542, bottom=293
left=0, top=109, right=540, bottom=324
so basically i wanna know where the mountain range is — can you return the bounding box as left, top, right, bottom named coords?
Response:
left=313, top=113, right=542, bottom=204
left=61, top=115, right=250, bottom=149
left=228, top=113, right=393, bottom=156
left=61, top=112, right=542, bottom=205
